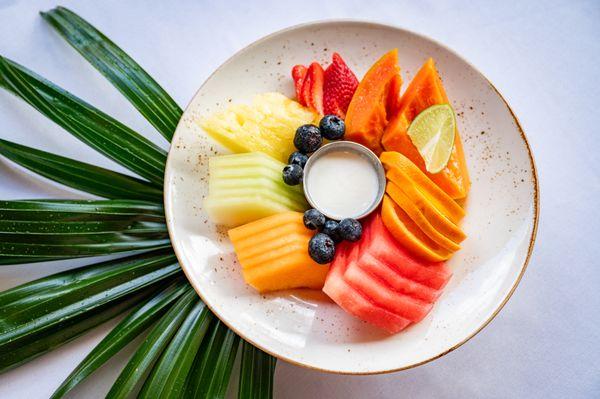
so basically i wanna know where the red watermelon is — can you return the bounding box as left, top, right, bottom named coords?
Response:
left=322, top=213, right=453, bottom=334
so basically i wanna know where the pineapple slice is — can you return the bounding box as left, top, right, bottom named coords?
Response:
left=199, top=93, right=318, bottom=162
left=204, top=152, right=308, bottom=226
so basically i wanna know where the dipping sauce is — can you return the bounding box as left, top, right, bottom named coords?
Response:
left=304, top=149, right=381, bottom=220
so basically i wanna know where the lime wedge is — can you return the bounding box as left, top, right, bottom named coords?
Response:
left=407, top=104, right=456, bottom=174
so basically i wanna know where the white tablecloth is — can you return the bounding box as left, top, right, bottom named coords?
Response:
left=0, top=0, right=598, bottom=397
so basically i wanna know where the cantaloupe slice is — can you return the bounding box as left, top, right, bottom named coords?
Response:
left=228, top=212, right=329, bottom=292
left=381, top=58, right=470, bottom=199
left=345, top=49, right=400, bottom=154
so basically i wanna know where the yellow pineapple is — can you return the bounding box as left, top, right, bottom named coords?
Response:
left=199, top=93, right=318, bottom=163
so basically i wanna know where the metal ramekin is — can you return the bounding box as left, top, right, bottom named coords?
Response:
left=302, top=141, right=386, bottom=220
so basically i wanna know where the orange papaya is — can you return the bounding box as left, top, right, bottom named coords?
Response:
left=382, top=58, right=470, bottom=199
left=345, top=49, right=400, bottom=154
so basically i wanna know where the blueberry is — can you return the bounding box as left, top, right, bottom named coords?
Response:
left=322, top=220, right=342, bottom=243
left=288, top=151, right=309, bottom=168
left=308, top=233, right=336, bottom=264
left=303, top=209, right=326, bottom=230
left=282, top=164, right=303, bottom=185
left=338, top=218, right=362, bottom=242
left=319, top=115, right=345, bottom=140
left=294, top=124, right=322, bottom=154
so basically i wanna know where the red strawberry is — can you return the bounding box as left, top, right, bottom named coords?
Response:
left=301, top=62, right=325, bottom=115
left=291, top=65, right=308, bottom=105
left=323, top=53, right=359, bottom=118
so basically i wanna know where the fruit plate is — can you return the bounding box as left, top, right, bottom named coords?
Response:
left=164, top=21, right=539, bottom=374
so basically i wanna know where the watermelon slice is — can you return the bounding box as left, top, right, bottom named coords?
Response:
left=367, top=214, right=452, bottom=290
left=357, top=253, right=441, bottom=304
left=322, top=213, right=452, bottom=333
left=344, top=261, right=433, bottom=322
left=322, top=242, right=412, bottom=334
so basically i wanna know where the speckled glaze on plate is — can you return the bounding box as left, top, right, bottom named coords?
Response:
left=164, top=21, right=538, bottom=374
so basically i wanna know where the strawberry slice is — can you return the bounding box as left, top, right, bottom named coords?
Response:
left=323, top=53, right=359, bottom=118
left=291, top=65, right=308, bottom=106
left=301, top=62, right=325, bottom=115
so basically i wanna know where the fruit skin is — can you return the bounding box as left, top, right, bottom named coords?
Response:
left=345, top=49, right=400, bottom=154
left=309, top=233, right=336, bottom=264
left=338, top=218, right=362, bottom=242
left=323, top=52, right=359, bottom=118
left=382, top=58, right=470, bottom=199
left=229, top=212, right=329, bottom=292
left=303, top=209, right=326, bottom=231
left=292, top=65, right=308, bottom=106
left=288, top=151, right=308, bottom=168
left=294, top=124, right=322, bottom=154
left=301, top=62, right=325, bottom=115
left=322, top=220, right=342, bottom=243
left=282, top=164, right=303, bottom=185
left=319, top=115, right=345, bottom=140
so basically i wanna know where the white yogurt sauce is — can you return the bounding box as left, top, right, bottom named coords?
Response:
left=305, top=150, right=380, bottom=219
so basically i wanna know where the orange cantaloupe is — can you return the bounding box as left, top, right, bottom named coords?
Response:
left=381, top=58, right=470, bottom=199
left=228, top=211, right=329, bottom=292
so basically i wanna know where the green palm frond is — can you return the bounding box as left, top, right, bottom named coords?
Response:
left=0, top=5, right=277, bottom=398
left=0, top=139, right=162, bottom=201
left=107, top=286, right=198, bottom=399
left=0, top=199, right=170, bottom=264
left=50, top=279, right=188, bottom=398
left=0, top=55, right=166, bottom=185
left=41, top=7, right=183, bottom=141
left=0, top=249, right=180, bottom=372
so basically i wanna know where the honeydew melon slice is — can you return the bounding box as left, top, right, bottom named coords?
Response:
left=204, top=195, right=291, bottom=227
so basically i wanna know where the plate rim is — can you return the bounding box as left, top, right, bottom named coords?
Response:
left=164, top=19, right=540, bottom=375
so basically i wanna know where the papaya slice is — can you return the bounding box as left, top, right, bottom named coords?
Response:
left=386, top=181, right=461, bottom=252
left=381, top=58, right=470, bottom=199
left=381, top=195, right=453, bottom=262
left=386, top=74, right=403, bottom=117
left=345, top=49, right=400, bottom=154
left=380, top=151, right=465, bottom=223
left=386, top=170, right=466, bottom=243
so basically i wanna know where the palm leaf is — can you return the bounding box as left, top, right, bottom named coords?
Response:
left=185, top=320, right=240, bottom=399
left=41, top=7, right=182, bottom=141
left=139, top=300, right=213, bottom=398
left=0, top=249, right=180, bottom=371
left=107, top=286, right=198, bottom=399
left=238, top=341, right=277, bottom=399
left=0, top=139, right=162, bottom=201
left=0, top=55, right=166, bottom=185
left=50, top=278, right=188, bottom=398
left=0, top=200, right=169, bottom=264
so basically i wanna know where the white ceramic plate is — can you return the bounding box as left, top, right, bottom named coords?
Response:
left=164, top=21, right=538, bottom=374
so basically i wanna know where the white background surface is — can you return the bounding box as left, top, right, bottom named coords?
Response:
left=0, top=0, right=598, bottom=398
